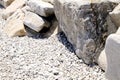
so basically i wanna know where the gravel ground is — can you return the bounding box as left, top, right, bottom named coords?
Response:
left=0, top=8, right=107, bottom=80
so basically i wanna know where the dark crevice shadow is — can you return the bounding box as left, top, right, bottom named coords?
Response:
left=57, top=31, right=75, bottom=53
left=0, top=4, right=4, bottom=9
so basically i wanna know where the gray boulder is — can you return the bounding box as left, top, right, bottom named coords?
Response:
left=54, top=0, right=117, bottom=64
left=26, top=0, right=54, bottom=17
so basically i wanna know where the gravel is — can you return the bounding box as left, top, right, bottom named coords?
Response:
left=0, top=8, right=107, bottom=80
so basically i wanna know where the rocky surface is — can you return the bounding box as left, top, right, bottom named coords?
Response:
left=4, top=9, right=26, bottom=37
left=105, top=34, right=120, bottom=80
left=54, top=0, right=117, bottom=64
left=26, top=0, right=54, bottom=17
left=0, top=7, right=107, bottom=80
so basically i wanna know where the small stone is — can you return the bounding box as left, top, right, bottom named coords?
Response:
left=26, top=0, right=54, bottom=17
left=2, top=0, right=25, bottom=20
left=24, top=11, right=50, bottom=32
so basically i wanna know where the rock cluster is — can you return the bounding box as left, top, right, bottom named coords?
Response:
left=1, top=0, right=58, bottom=37
left=1, top=0, right=120, bottom=80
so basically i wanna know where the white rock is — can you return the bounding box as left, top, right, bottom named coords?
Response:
left=4, top=9, right=26, bottom=37
left=105, top=34, right=120, bottom=80
left=26, top=0, right=54, bottom=17
left=24, top=11, right=50, bottom=32
left=97, top=49, right=107, bottom=71
left=2, top=0, right=25, bottom=19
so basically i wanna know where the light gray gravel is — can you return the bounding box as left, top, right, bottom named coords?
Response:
left=0, top=8, right=107, bottom=80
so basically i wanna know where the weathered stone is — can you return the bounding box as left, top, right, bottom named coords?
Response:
left=24, top=11, right=50, bottom=32
left=2, top=0, right=25, bottom=19
left=105, top=34, right=120, bottom=80
left=0, top=0, right=14, bottom=8
left=97, top=49, right=107, bottom=71
left=109, top=4, right=120, bottom=27
left=26, top=0, right=54, bottom=17
left=4, top=9, right=26, bottom=37
left=54, top=0, right=117, bottom=64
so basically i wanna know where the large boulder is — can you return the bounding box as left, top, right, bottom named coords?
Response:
left=105, top=33, right=120, bottom=80
left=24, top=11, right=50, bottom=32
left=54, top=0, right=117, bottom=64
left=2, top=0, right=25, bottom=19
left=26, top=0, right=54, bottom=17
left=0, top=0, right=15, bottom=8
left=4, top=9, right=26, bottom=37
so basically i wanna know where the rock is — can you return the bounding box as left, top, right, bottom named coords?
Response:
left=54, top=0, right=117, bottom=64
left=109, top=4, right=120, bottom=27
left=108, top=0, right=120, bottom=3
left=24, top=11, right=50, bottom=32
left=4, top=9, right=26, bottom=37
left=97, top=49, right=107, bottom=71
left=0, top=0, right=14, bottom=8
left=42, top=0, right=54, bottom=5
left=105, top=34, right=120, bottom=80
left=26, top=0, right=54, bottom=17
left=2, top=0, right=25, bottom=19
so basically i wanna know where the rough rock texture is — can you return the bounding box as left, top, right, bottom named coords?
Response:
left=26, top=0, right=54, bottom=17
left=54, top=0, right=117, bottom=64
left=105, top=34, right=120, bottom=80
left=109, top=4, right=120, bottom=27
left=2, top=0, right=25, bottom=19
left=24, top=11, right=50, bottom=32
left=4, top=9, right=26, bottom=37
left=97, top=49, right=107, bottom=71
left=0, top=10, right=106, bottom=79
left=0, top=0, right=14, bottom=8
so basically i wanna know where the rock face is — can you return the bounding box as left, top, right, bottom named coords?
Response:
left=24, top=11, right=50, bottom=32
left=4, top=9, right=26, bottom=37
left=26, top=0, right=54, bottom=17
left=0, top=0, right=14, bottom=8
left=54, top=0, right=117, bottom=64
left=109, top=4, right=120, bottom=27
left=105, top=34, right=120, bottom=80
left=2, top=0, right=25, bottom=19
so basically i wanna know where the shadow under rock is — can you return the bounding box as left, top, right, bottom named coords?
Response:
left=0, top=4, right=4, bottom=9
left=57, top=32, right=75, bottom=53
left=57, top=32, right=97, bottom=67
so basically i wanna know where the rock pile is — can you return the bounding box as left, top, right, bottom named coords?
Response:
left=1, top=0, right=120, bottom=80
left=1, top=0, right=58, bottom=37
